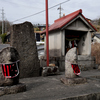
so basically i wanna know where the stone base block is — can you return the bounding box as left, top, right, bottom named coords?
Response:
left=42, top=66, right=60, bottom=76
left=0, top=83, right=26, bottom=96
left=61, top=77, right=87, bottom=85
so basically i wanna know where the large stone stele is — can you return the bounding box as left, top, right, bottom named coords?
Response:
left=10, top=22, right=40, bottom=78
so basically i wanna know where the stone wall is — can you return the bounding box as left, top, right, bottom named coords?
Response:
left=10, top=22, right=40, bottom=78
left=40, top=55, right=96, bottom=72
left=44, top=30, right=62, bottom=57
left=40, top=56, right=65, bottom=72
left=78, top=55, right=96, bottom=71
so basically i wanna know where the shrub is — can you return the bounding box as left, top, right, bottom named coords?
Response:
left=0, top=33, right=7, bottom=43
left=91, top=43, right=100, bottom=64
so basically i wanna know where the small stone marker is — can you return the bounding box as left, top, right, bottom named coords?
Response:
left=10, top=22, right=40, bottom=78
left=61, top=47, right=87, bottom=85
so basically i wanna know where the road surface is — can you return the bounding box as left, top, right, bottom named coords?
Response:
left=0, top=44, right=10, bottom=50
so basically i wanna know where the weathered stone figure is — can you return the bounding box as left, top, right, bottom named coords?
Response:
left=65, top=47, right=77, bottom=78
left=0, top=47, right=19, bottom=86
left=10, top=22, right=40, bottom=78
left=61, top=47, right=87, bottom=85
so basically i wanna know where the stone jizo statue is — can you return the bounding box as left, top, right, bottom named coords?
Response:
left=65, top=47, right=80, bottom=78
left=0, top=47, right=19, bottom=86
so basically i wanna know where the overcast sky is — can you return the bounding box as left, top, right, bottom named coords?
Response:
left=0, top=0, right=100, bottom=25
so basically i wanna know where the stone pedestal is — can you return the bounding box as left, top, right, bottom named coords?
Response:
left=61, top=77, right=87, bottom=85
left=0, top=83, right=26, bottom=96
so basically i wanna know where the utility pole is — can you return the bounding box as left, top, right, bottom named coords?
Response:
left=1, top=8, right=4, bottom=34
left=57, top=4, right=63, bottom=18
left=5, top=18, right=7, bottom=33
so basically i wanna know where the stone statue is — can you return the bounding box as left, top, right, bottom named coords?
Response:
left=61, top=47, right=86, bottom=85
left=0, top=47, right=19, bottom=86
left=65, top=47, right=78, bottom=78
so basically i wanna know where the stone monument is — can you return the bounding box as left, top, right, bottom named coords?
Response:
left=0, top=47, right=19, bottom=86
left=65, top=47, right=77, bottom=78
left=0, top=47, right=26, bottom=96
left=10, top=22, right=40, bottom=78
left=61, top=47, right=87, bottom=85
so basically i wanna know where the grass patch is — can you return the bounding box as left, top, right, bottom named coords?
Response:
left=0, top=33, right=7, bottom=43
left=91, top=43, right=100, bottom=64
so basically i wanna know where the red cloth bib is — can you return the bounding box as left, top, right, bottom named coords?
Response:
left=71, top=64, right=80, bottom=75
left=1, top=60, right=19, bottom=78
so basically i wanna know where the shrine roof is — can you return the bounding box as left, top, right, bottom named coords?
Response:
left=41, top=9, right=97, bottom=34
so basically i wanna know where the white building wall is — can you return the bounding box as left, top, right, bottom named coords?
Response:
left=44, top=30, right=62, bottom=57
left=78, top=31, right=91, bottom=55
left=93, top=36, right=100, bottom=43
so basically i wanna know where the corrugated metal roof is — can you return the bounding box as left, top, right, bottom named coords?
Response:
left=93, top=34, right=100, bottom=39
left=41, top=9, right=97, bottom=34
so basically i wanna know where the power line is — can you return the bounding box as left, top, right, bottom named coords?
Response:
left=13, top=10, right=45, bottom=23
left=12, top=0, right=70, bottom=23
left=5, top=0, right=44, bottom=9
